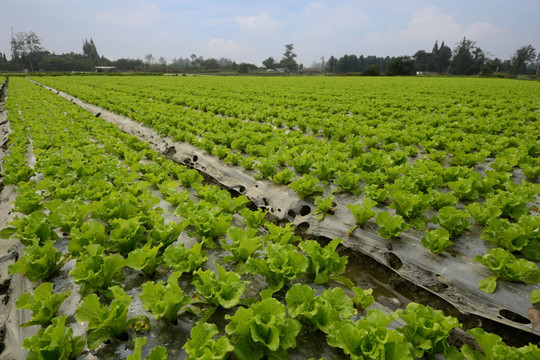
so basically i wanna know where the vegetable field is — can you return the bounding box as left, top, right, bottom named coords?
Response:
left=0, top=75, right=539, bottom=359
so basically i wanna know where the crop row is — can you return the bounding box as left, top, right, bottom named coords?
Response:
left=1, top=77, right=538, bottom=359
left=34, top=76, right=540, bottom=294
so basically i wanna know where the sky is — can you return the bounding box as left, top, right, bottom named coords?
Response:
left=1, top=0, right=539, bottom=66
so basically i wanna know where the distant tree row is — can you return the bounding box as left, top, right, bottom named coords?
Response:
left=0, top=30, right=250, bottom=73
left=1, top=30, right=538, bottom=77
left=321, top=39, right=538, bottom=76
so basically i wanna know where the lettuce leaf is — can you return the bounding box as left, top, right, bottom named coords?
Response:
left=183, top=322, right=233, bottom=360
left=140, top=271, right=191, bottom=322
left=16, top=282, right=71, bottom=327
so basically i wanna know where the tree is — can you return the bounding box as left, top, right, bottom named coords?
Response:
left=200, top=58, right=220, bottom=70
left=114, top=58, right=144, bottom=71
left=0, top=52, right=7, bottom=67
left=327, top=56, right=337, bottom=73
left=237, top=62, right=257, bottom=73
left=511, top=45, right=536, bottom=75
left=262, top=56, right=277, bottom=70
left=413, top=50, right=431, bottom=72
left=10, top=30, right=44, bottom=71
left=82, top=38, right=99, bottom=68
left=436, top=41, right=452, bottom=73
left=451, top=37, right=484, bottom=75
left=386, top=56, right=415, bottom=75
left=280, top=43, right=298, bottom=71
left=361, top=64, right=380, bottom=76
left=144, top=53, right=155, bottom=65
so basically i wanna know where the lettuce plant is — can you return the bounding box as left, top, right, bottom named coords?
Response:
left=286, top=284, right=355, bottom=333
left=148, top=221, right=185, bottom=247
left=421, top=228, right=453, bottom=255
left=177, top=168, right=204, bottom=188
left=289, top=174, right=323, bottom=199
left=326, top=309, right=412, bottom=360
left=520, top=215, right=540, bottom=261
left=94, top=191, right=140, bottom=221
left=481, top=217, right=528, bottom=252
left=0, top=211, right=57, bottom=246
left=486, top=189, right=532, bottom=221
left=389, top=190, right=430, bottom=220
left=140, top=271, right=191, bottom=322
left=289, top=153, right=314, bottom=174
left=375, top=212, right=409, bottom=239
left=106, top=216, right=146, bottom=254
left=162, top=242, right=208, bottom=275
left=8, top=239, right=67, bottom=282
left=69, top=243, right=126, bottom=297
left=436, top=206, right=470, bottom=237
left=461, top=328, right=540, bottom=359
left=16, top=282, right=71, bottom=327
left=221, top=227, right=263, bottom=270
left=255, top=157, right=278, bottom=180
left=179, top=204, right=232, bottom=240
left=240, top=208, right=268, bottom=229
left=396, top=303, right=461, bottom=358
left=22, top=315, right=85, bottom=360
left=225, top=298, right=301, bottom=360
left=126, top=240, right=163, bottom=276
left=13, top=183, right=43, bottom=215
left=465, top=202, right=502, bottom=226
left=473, top=248, right=540, bottom=293
left=163, top=188, right=190, bottom=207
left=447, top=177, right=481, bottom=201
left=311, top=158, right=339, bottom=183
left=428, top=190, right=458, bottom=210
left=313, top=196, right=335, bottom=221
left=364, top=184, right=390, bottom=204
left=68, top=220, right=107, bottom=257
left=224, top=151, right=244, bottom=166
left=334, top=171, right=362, bottom=195
left=193, top=263, right=246, bottom=309
left=298, top=238, right=347, bottom=284
left=2, top=156, right=34, bottom=185
left=44, top=199, right=93, bottom=233
left=197, top=184, right=249, bottom=214
left=351, top=287, right=375, bottom=310
left=263, top=223, right=301, bottom=245
left=245, top=243, right=308, bottom=299
left=520, top=162, right=540, bottom=181
left=76, top=286, right=149, bottom=350
left=347, top=198, right=377, bottom=235
left=183, top=322, right=233, bottom=360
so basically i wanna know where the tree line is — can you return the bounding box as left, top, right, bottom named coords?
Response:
left=0, top=30, right=538, bottom=77
left=307, top=39, right=538, bottom=76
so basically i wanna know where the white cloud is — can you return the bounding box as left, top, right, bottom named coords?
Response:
left=98, top=1, right=162, bottom=27
left=363, top=6, right=507, bottom=56
left=398, top=6, right=462, bottom=43
left=204, top=38, right=245, bottom=59
left=234, top=12, right=281, bottom=33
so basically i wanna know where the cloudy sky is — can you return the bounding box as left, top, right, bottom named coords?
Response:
left=1, top=0, right=539, bottom=66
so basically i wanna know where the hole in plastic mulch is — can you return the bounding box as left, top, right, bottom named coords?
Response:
left=499, top=309, right=531, bottom=325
